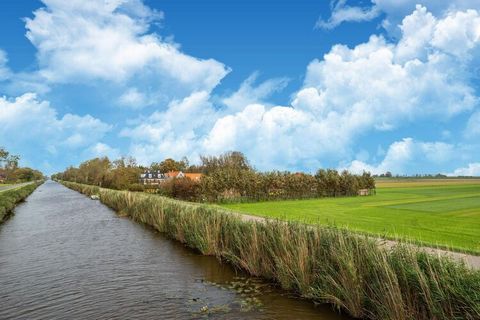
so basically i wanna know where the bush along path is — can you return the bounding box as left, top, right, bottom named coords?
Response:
left=60, top=181, right=480, bottom=320
left=0, top=182, right=42, bottom=224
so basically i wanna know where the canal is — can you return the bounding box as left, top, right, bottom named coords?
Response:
left=0, top=181, right=348, bottom=319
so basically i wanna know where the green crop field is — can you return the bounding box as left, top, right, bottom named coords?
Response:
left=220, top=179, right=480, bottom=254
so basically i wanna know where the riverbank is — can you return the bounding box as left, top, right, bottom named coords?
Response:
left=0, top=182, right=42, bottom=223
left=60, top=181, right=480, bottom=320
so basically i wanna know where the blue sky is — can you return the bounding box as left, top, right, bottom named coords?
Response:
left=0, top=0, right=479, bottom=176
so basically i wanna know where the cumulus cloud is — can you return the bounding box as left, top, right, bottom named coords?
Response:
left=0, top=93, right=111, bottom=170
left=121, top=91, right=217, bottom=164
left=465, top=111, right=480, bottom=138
left=221, top=72, right=289, bottom=112
left=118, top=87, right=153, bottom=109
left=210, top=6, right=479, bottom=169
left=88, top=142, right=121, bottom=159
left=318, top=0, right=480, bottom=33
left=25, top=0, right=229, bottom=107
left=203, top=104, right=331, bottom=170
left=448, top=163, right=480, bottom=176
left=0, top=50, right=11, bottom=81
left=344, top=138, right=456, bottom=175
left=316, top=0, right=381, bottom=30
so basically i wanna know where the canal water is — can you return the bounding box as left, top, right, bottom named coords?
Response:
left=0, top=181, right=348, bottom=319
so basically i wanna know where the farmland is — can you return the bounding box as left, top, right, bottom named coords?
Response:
left=221, top=179, right=480, bottom=254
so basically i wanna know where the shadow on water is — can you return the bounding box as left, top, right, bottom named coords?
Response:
left=0, top=181, right=351, bottom=319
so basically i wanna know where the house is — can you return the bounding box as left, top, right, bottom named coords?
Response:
left=358, top=189, right=371, bottom=196
left=139, top=170, right=167, bottom=185
left=139, top=170, right=203, bottom=185
left=165, top=171, right=185, bottom=179
left=0, top=170, right=6, bottom=183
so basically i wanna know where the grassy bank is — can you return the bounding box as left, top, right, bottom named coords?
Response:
left=60, top=181, right=480, bottom=320
left=221, top=181, right=480, bottom=254
left=0, top=182, right=42, bottom=223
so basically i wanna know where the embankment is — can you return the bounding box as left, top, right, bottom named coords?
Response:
left=60, top=181, right=480, bottom=320
left=0, top=182, right=42, bottom=223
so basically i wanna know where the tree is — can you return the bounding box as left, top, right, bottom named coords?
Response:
left=200, top=151, right=252, bottom=174
left=78, top=157, right=111, bottom=186
left=150, top=158, right=187, bottom=173
left=0, top=147, right=20, bottom=181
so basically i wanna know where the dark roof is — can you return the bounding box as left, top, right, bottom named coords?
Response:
left=140, top=170, right=166, bottom=179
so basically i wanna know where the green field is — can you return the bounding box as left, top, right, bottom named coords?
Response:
left=221, top=179, right=480, bottom=254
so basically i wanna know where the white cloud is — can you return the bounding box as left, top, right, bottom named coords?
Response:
left=0, top=50, right=10, bottom=81
left=290, top=6, right=479, bottom=153
left=344, top=138, right=456, bottom=175
left=448, top=163, right=480, bottom=176
left=25, top=0, right=229, bottom=106
left=88, top=142, right=120, bottom=159
left=0, top=93, right=111, bottom=156
left=121, top=91, right=217, bottom=164
left=221, top=72, right=289, bottom=112
left=319, top=0, right=480, bottom=33
left=465, top=111, right=480, bottom=138
left=316, top=0, right=381, bottom=30
left=203, top=103, right=331, bottom=171
left=118, top=87, right=153, bottom=109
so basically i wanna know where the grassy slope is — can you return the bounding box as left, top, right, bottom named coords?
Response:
left=221, top=180, right=480, bottom=254
left=0, top=182, right=40, bottom=223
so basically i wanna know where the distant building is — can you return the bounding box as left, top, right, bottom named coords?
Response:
left=0, top=170, right=6, bottom=183
left=358, top=189, right=371, bottom=196
left=165, top=171, right=185, bottom=179
left=139, top=170, right=202, bottom=185
left=139, top=170, right=167, bottom=185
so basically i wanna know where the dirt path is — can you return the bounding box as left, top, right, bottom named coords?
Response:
left=0, top=182, right=33, bottom=193
left=238, top=213, right=480, bottom=270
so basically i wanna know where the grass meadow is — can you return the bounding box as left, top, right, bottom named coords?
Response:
left=221, top=179, right=480, bottom=254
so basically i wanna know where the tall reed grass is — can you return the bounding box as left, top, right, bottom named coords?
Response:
left=0, top=182, right=42, bottom=223
left=61, top=181, right=480, bottom=320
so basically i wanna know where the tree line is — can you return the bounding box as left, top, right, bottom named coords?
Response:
left=53, top=151, right=375, bottom=203
left=0, top=147, right=44, bottom=183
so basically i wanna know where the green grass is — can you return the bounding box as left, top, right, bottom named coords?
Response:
left=220, top=182, right=480, bottom=254
left=0, top=182, right=41, bottom=223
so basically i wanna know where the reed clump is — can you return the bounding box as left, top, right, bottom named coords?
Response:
left=0, top=182, right=42, bottom=223
left=61, top=181, right=480, bottom=320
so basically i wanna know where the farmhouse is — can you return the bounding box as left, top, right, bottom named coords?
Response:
left=357, top=189, right=371, bottom=196
left=139, top=170, right=202, bottom=185
left=139, top=170, right=166, bottom=185
left=165, top=171, right=185, bottom=179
